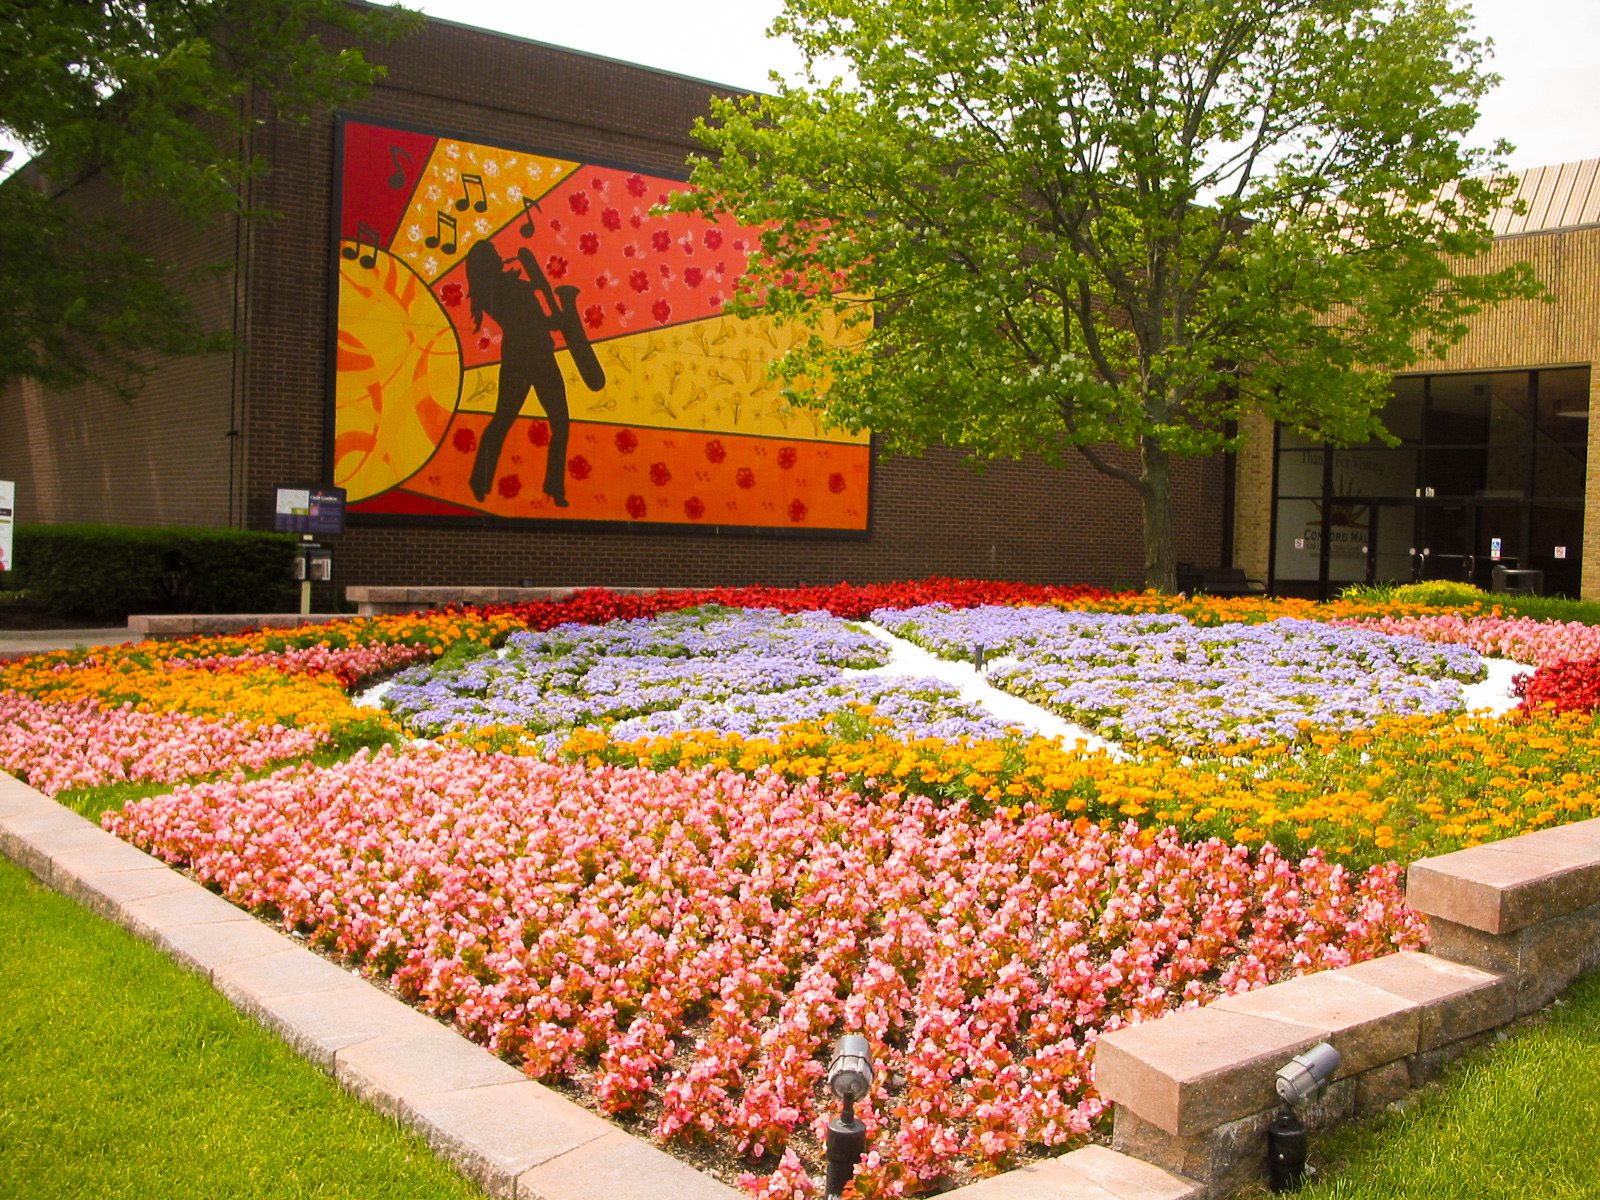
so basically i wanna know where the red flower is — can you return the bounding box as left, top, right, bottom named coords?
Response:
left=651, top=299, right=672, bottom=324
left=546, top=255, right=568, bottom=280
left=788, top=499, right=808, bottom=523
left=439, top=281, right=464, bottom=307
left=828, top=471, right=847, bottom=493
left=614, top=428, right=640, bottom=454
left=594, top=272, right=611, bottom=289
left=705, top=440, right=727, bottom=464
left=628, top=269, right=651, bottom=293
left=583, top=304, right=605, bottom=330
left=708, top=293, right=724, bottom=309
left=528, top=422, right=551, bottom=448
left=649, top=461, right=672, bottom=486
left=622, top=243, right=638, bottom=258
left=614, top=301, right=630, bottom=317
left=629, top=213, right=642, bottom=228
left=626, top=173, right=648, bottom=197
left=567, top=455, right=592, bottom=480
left=452, top=427, right=478, bottom=453
left=683, top=496, right=705, bottom=520
left=735, top=467, right=756, bottom=489
left=777, top=446, right=798, bottom=469
left=549, top=219, right=563, bottom=232
left=496, top=473, right=522, bottom=499
left=703, top=228, right=724, bottom=250
left=568, top=191, right=590, bottom=215
left=578, top=232, right=600, bottom=255
left=682, top=267, right=704, bottom=288
left=601, top=208, right=622, bottom=231
left=477, top=335, right=492, bottom=351
left=624, top=493, right=647, bottom=520
left=659, top=264, right=674, bottom=279
left=651, top=230, right=672, bottom=253
left=592, top=175, right=608, bottom=191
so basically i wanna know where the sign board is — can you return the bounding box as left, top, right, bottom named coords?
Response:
left=1556, top=546, right=1568, bottom=560
left=1490, top=537, right=1502, bottom=561
left=0, top=480, right=12, bottom=572
left=274, top=486, right=346, bottom=536
left=1294, top=537, right=1306, bottom=551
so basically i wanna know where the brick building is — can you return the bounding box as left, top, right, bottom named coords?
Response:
left=0, top=14, right=1229, bottom=599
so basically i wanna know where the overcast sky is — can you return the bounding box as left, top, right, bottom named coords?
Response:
left=5, top=1, right=1595, bottom=178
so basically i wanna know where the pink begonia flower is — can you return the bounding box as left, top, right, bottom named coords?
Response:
left=106, top=746, right=1422, bottom=1194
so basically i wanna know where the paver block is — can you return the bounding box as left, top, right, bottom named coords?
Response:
left=241, top=980, right=421, bottom=1068
left=334, top=1020, right=525, bottom=1115
left=404, top=1080, right=613, bottom=1198
left=48, top=831, right=166, bottom=880
left=149, top=909, right=298, bottom=977
left=1354, top=1060, right=1411, bottom=1114
left=939, top=1155, right=1126, bottom=1200
left=121, top=882, right=255, bottom=936
left=1408, top=842, right=1600, bottom=934
left=214, top=947, right=367, bottom=1005
left=1512, top=902, right=1600, bottom=1013
left=55, top=862, right=193, bottom=922
left=1094, top=1007, right=1322, bottom=1136
left=1213, top=970, right=1420, bottom=1075
left=1338, top=951, right=1513, bottom=1050
left=1051, top=1144, right=1203, bottom=1200
left=0, top=771, right=54, bottom=819
left=516, top=1128, right=746, bottom=1200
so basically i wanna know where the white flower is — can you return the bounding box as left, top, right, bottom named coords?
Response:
left=406, top=224, right=422, bottom=243
left=483, top=159, right=500, bottom=178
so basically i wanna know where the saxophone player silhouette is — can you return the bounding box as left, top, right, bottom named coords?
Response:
left=463, top=241, right=606, bottom=507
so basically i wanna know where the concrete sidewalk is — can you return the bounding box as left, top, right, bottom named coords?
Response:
left=0, top=627, right=140, bottom=659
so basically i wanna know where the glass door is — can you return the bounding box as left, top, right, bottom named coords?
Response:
left=1416, top=500, right=1473, bottom=584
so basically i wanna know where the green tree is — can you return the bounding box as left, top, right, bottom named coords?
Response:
left=681, top=0, right=1543, bottom=591
left=0, top=0, right=417, bottom=399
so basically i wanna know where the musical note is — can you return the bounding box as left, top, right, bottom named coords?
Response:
left=340, top=222, right=381, bottom=269
left=454, top=173, right=488, bottom=213
left=517, top=195, right=539, bottom=237
left=387, top=145, right=414, bottom=190
left=424, top=212, right=458, bottom=255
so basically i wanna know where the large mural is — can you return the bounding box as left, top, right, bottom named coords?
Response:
left=329, top=118, right=870, bottom=531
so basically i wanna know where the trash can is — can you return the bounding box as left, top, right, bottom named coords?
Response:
left=1491, top=564, right=1543, bottom=595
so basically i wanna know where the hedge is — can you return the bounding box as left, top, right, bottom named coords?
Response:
left=9, top=524, right=299, bottom=620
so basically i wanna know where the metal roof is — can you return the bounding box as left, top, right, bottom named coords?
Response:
left=1489, top=158, right=1600, bottom=237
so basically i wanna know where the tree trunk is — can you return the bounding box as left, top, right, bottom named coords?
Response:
left=1139, top=436, right=1177, bottom=593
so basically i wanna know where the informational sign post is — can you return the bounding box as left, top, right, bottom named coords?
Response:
left=1490, top=537, right=1503, bottom=562
left=275, top=485, right=345, bottom=614
left=0, top=480, right=13, bottom=574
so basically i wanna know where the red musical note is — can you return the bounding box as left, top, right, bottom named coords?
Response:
left=455, top=173, right=488, bottom=213
left=424, top=212, right=457, bottom=255
left=340, top=222, right=381, bottom=269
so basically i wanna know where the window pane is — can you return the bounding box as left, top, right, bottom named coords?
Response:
left=1383, top=377, right=1425, bottom=442
left=1422, top=447, right=1487, bottom=497
left=1427, top=374, right=1492, bottom=444
left=1274, top=499, right=1324, bottom=581
left=1275, top=445, right=1325, bottom=497
left=1537, top=367, right=1590, bottom=451
left=1331, top=447, right=1418, bottom=499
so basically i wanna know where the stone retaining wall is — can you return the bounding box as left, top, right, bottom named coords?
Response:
left=1096, top=817, right=1600, bottom=1195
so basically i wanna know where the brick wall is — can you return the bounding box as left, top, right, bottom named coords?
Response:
left=7, top=16, right=1229, bottom=589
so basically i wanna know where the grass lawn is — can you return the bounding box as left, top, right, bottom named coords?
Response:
left=0, top=855, right=486, bottom=1200
left=1278, top=972, right=1600, bottom=1199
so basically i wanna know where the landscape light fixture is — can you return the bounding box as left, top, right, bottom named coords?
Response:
left=973, top=643, right=987, bottom=670
left=1267, top=1042, right=1341, bottom=1193
left=825, top=1034, right=874, bottom=1200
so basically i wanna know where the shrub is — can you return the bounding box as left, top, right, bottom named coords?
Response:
left=16, top=523, right=298, bottom=620
left=1388, top=580, right=1486, bottom=606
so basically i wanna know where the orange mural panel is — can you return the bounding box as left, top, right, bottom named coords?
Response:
left=330, top=118, right=870, bottom=533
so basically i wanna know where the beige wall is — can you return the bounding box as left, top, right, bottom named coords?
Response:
left=1235, top=225, right=1600, bottom=600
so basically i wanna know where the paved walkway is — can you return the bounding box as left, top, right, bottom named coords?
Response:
left=0, top=627, right=139, bottom=658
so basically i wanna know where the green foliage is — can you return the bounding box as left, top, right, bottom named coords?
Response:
left=682, top=0, right=1545, bottom=589
left=1391, top=580, right=1488, bottom=606
left=0, top=0, right=419, bottom=398
left=17, top=522, right=297, bottom=620
left=0, top=857, right=487, bottom=1200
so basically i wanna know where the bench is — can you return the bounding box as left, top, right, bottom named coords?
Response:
left=1175, top=564, right=1266, bottom=597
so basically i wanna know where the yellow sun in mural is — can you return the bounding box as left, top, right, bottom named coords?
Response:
left=333, top=248, right=461, bottom=501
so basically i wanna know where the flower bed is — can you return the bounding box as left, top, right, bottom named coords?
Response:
left=1344, top=613, right=1600, bottom=669
left=875, top=606, right=1482, bottom=751
left=107, top=746, right=1421, bottom=1196
left=2, top=578, right=1596, bottom=1196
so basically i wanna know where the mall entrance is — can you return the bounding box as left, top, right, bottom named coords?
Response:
left=1271, top=367, right=1589, bottom=599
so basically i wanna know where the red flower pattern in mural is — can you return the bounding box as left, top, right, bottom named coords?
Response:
left=777, top=447, right=798, bottom=470
left=651, top=299, right=672, bottom=324
left=497, top=474, right=521, bottom=500
left=568, top=191, right=590, bottom=215
left=789, top=499, right=808, bottom=522
left=567, top=455, right=593, bottom=481
left=735, top=468, right=756, bottom=489
left=579, top=232, right=600, bottom=255
left=528, top=422, right=551, bottom=448
left=683, top=496, right=705, bottom=520
left=615, top=429, right=640, bottom=454
left=624, top=494, right=647, bottom=519
left=649, top=461, right=672, bottom=487
left=828, top=472, right=847, bottom=494
left=453, top=427, right=478, bottom=453
left=705, top=440, right=727, bottom=464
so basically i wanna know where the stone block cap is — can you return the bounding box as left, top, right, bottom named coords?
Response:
left=1408, top=819, right=1600, bottom=934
